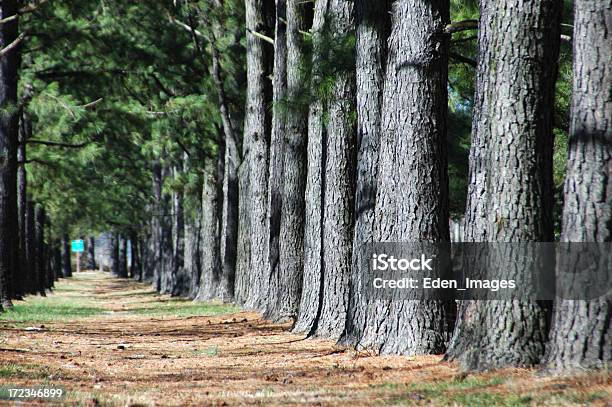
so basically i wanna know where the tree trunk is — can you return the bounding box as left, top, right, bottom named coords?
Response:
left=51, top=245, right=61, bottom=282
left=185, top=201, right=202, bottom=298
left=263, top=0, right=288, bottom=317
left=265, top=0, right=312, bottom=322
left=243, top=0, right=275, bottom=310
left=16, top=111, right=30, bottom=297
left=0, top=0, right=19, bottom=309
left=293, top=0, right=329, bottom=334
left=61, top=234, right=72, bottom=278
left=293, top=0, right=356, bottom=338
left=117, top=235, right=128, bottom=278
left=446, top=0, right=561, bottom=370
left=170, top=163, right=185, bottom=295
left=208, top=6, right=240, bottom=303
left=86, top=236, right=96, bottom=270
left=130, top=233, right=142, bottom=281
left=196, top=159, right=221, bottom=301
left=351, top=0, right=451, bottom=354
left=34, top=205, right=46, bottom=296
left=151, top=160, right=163, bottom=289
left=312, top=0, right=356, bottom=339
left=234, top=158, right=251, bottom=304
left=339, top=0, right=390, bottom=348
left=160, top=165, right=173, bottom=293
left=218, top=134, right=239, bottom=301
left=25, top=201, right=35, bottom=292
left=110, top=234, right=119, bottom=277
left=544, top=0, right=611, bottom=373
left=45, top=238, right=53, bottom=289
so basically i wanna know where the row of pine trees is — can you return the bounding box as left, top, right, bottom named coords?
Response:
left=0, top=0, right=609, bottom=374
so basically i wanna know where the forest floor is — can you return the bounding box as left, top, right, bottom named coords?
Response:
left=0, top=272, right=610, bottom=406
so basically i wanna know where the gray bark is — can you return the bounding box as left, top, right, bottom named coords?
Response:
left=0, top=0, right=19, bottom=308
left=110, top=234, right=119, bottom=277
left=340, top=0, right=390, bottom=348
left=293, top=0, right=356, bottom=338
left=185, top=205, right=202, bottom=298
left=218, top=135, right=239, bottom=301
left=151, top=160, right=163, bottom=290
left=86, top=236, right=96, bottom=270
left=34, top=205, right=46, bottom=296
left=544, top=0, right=611, bottom=373
left=61, top=234, right=72, bottom=278
left=25, top=201, right=35, bottom=292
left=235, top=157, right=251, bottom=304
left=263, top=0, right=288, bottom=317
left=266, top=0, right=312, bottom=322
left=117, top=235, right=128, bottom=278
left=130, top=233, right=142, bottom=281
left=243, top=0, right=275, bottom=310
left=313, top=0, right=356, bottom=338
left=196, top=159, right=221, bottom=301
left=170, top=162, right=185, bottom=295
left=17, top=111, right=30, bottom=296
left=293, top=0, right=329, bottom=334
left=160, top=165, right=173, bottom=292
left=446, top=0, right=561, bottom=370
left=208, top=9, right=240, bottom=303
left=358, top=0, right=451, bottom=355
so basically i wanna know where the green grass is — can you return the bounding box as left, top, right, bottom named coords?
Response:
left=0, top=301, right=104, bottom=324
left=372, top=376, right=611, bottom=406
left=0, top=282, right=105, bottom=325
left=126, top=300, right=239, bottom=317
left=0, top=363, right=51, bottom=380
left=191, top=346, right=220, bottom=357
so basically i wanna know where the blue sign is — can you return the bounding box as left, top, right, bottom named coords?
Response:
left=71, top=239, right=84, bottom=253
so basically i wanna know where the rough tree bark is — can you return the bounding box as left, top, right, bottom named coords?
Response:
left=206, top=3, right=240, bottom=302
left=151, top=160, right=163, bottom=289
left=0, top=0, right=19, bottom=308
left=243, top=0, right=275, bottom=310
left=34, top=205, right=46, bottom=296
left=266, top=0, right=312, bottom=322
left=446, top=0, right=561, bottom=370
left=185, top=199, right=202, bottom=298
left=263, top=0, right=287, bottom=317
left=444, top=0, right=494, bottom=359
left=61, top=234, right=72, bottom=278
left=293, top=0, right=329, bottom=333
left=16, top=111, right=30, bottom=297
left=196, top=159, right=221, bottom=301
left=235, top=158, right=251, bottom=304
left=339, top=0, right=390, bottom=348
left=25, top=201, right=35, bottom=292
left=294, top=0, right=356, bottom=338
left=160, top=164, right=174, bottom=293
left=355, top=0, right=451, bottom=355
left=312, top=0, right=356, bottom=339
left=86, top=236, right=96, bottom=270
left=169, top=158, right=185, bottom=295
left=544, top=0, right=611, bottom=373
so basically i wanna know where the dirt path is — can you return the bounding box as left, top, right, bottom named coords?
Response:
left=0, top=272, right=610, bottom=406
